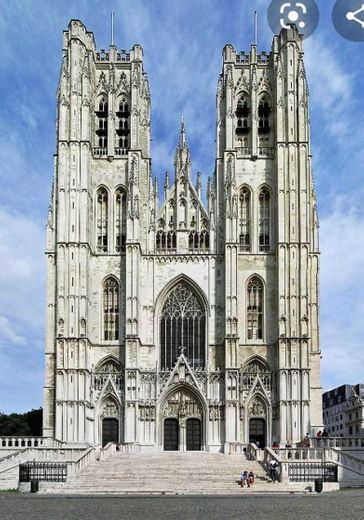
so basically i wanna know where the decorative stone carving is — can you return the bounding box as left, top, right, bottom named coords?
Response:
left=248, top=397, right=266, bottom=418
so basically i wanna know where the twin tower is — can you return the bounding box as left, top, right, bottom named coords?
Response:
left=43, top=19, right=322, bottom=451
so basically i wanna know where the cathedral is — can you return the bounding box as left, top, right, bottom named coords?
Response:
left=43, top=19, right=322, bottom=452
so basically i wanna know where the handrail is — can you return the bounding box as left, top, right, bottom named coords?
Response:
left=0, top=437, right=66, bottom=449
left=0, top=448, right=87, bottom=474
left=246, top=443, right=264, bottom=461
left=270, top=448, right=324, bottom=461
left=326, top=447, right=364, bottom=476
left=309, top=437, right=364, bottom=449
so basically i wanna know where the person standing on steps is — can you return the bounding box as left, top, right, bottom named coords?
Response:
left=269, top=459, right=279, bottom=483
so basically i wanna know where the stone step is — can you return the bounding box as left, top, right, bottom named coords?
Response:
left=41, top=452, right=273, bottom=495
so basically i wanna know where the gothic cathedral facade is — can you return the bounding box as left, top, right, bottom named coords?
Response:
left=43, top=20, right=322, bottom=451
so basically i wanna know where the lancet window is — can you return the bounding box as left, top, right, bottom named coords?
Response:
left=258, top=96, right=271, bottom=133
left=115, top=188, right=127, bottom=253
left=96, top=187, right=108, bottom=253
left=160, top=283, right=205, bottom=370
left=156, top=231, right=176, bottom=252
left=235, top=94, right=250, bottom=135
left=95, top=95, right=108, bottom=149
left=247, top=277, right=264, bottom=341
left=116, top=95, right=130, bottom=156
left=188, top=230, right=210, bottom=251
left=258, top=186, right=271, bottom=252
left=239, top=187, right=251, bottom=252
left=103, top=278, right=119, bottom=341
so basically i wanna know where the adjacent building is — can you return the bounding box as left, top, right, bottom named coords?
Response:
left=323, top=385, right=364, bottom=438
left=42, top=20, right=322, bottom=451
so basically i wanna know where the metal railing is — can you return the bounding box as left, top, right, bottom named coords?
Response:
left=288, top=463, right=337, bottom=482
left=19, top=462, right=67, bottom=483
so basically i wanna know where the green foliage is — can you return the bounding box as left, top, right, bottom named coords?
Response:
left=0, top=408, right=42, bottom=436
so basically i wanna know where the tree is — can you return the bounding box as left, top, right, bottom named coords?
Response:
left=0, top=408, right=42, bottom=436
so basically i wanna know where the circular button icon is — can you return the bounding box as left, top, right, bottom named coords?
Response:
left=333, top=0, right=364, bottom=41
left=267, top=0, right=320, bottom=39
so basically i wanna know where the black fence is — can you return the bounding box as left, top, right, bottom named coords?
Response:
left=19, top=462, right=67, bottom=482
left=288, top=463, right=338, bottom=482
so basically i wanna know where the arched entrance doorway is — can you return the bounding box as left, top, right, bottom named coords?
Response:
left=164, top=418, right=179, bottom=451
left=102, top=418, right=119, bottom=447
left=161, top=387, right=204, bottom=451
left=186, top=418, right=201, bottom=451
left=249, top=418, right=266, bottom=448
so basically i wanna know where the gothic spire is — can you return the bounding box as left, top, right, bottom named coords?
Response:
left=174, top=117, right=191, bottom=179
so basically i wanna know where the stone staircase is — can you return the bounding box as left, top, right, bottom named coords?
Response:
left=42, top=451, right=290, bottom=495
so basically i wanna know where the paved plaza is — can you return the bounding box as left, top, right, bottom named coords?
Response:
left=0, top=490, right=363, bottom=520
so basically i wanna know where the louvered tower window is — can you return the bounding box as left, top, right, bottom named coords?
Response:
left=116, top=96, right=130, bottom=156
left=96, top=96, right=108, bottom=149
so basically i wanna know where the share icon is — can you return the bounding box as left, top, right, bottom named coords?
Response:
left=346, top=4, right=364, bottom=28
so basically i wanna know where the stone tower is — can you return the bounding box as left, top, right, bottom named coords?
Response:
left=43, top=20, right=322, bottom=449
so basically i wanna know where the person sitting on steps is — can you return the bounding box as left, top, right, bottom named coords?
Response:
left=240, top=470, right=248, bottom=488
left=248, top=470, right=255, bottom=487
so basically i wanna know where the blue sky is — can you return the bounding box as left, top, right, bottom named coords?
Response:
left=0, top=0, right=363, bottom=413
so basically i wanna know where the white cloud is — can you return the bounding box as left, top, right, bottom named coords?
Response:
left=0, top=207, right=45, bottom=333
left=0, top=315, right=26, bottom=346
left=320, top=196, right=364, bottom=390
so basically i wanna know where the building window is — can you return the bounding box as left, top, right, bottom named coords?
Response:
left=258, top=95, right=271, bottom=133
left=258, top=186, right=271, bottom=252
left=96, top=96, right=108, bottom=149
left=156, top=231, right=176, bottom=252
left=115, top=188, right=127, bottom=253
left=239, top=186, right=251, bottom=252
left=247, top=277, right=264, bottom=340
left=96, top=187, right=108, bottom=253
left=160, top=283, right=205, bottom=370
left=188, top=231, right=209, bottom=251
left=235, top=94, right=250, bottom=135
left=116, top=96, right=130, bottom=155
left=103, top=277, right=119, bottom=341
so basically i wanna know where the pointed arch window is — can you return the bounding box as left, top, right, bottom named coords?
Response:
left=258, top=96, right=271, bottom=133
left=116, top=95, right=130, bottom=156
left=239, top=187, right=251, bottom=252
left=97, top=187, right=108, bottom=253
left=160, top=283, right=205, bottom=370
left=115, top=188, right=127, bottom=253
left=235, top=95, right=250, bottom=135
left=156, top=231, right=176, bottom=252
left=258, top=186, right=271, bottom=252
left=103, top=278, right=119, bottom=341
left=95, top=96, right=108, bottom=150
left=247, top=277, right=264, bottom=341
